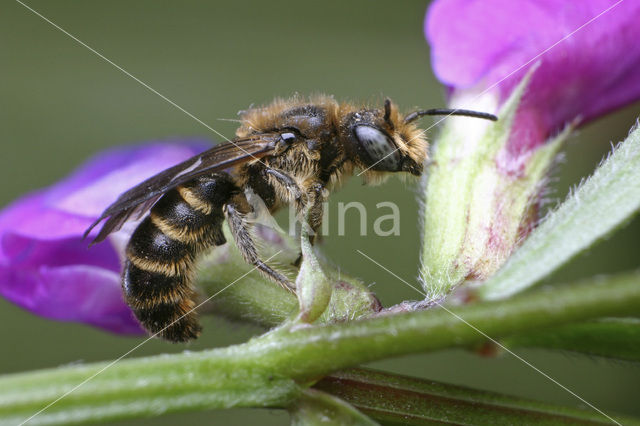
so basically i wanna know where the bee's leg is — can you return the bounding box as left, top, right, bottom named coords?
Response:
left=264, top=168, right=306, bottom=211
left=292, top=182, right=327, bottom=267
left=224, top=194, right=294, bottom=291
left=264, top=168, right=326, bottom=233
left=264, top=168, right=327, bottom=256
left=307, top=182, right=327, bottom=235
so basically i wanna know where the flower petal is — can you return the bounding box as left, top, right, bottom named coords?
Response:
left=426, top=0, right=640, bottom=130
left=2, top=233, right=120, bottom=272
left=0, top=140, right=210, bottom=242
left=50, top=139, right=211, bottom=219
left=0, top=263, right=143, bottom=334
left=0, top=139, right=211, bottom=335
left=0, top=192, right=94, bottom=244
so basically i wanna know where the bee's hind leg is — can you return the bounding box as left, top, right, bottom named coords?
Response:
left=224, top=194, right=294, bottom=292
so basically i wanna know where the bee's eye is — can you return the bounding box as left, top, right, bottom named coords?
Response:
left=353, top=125, right=401, bottom=171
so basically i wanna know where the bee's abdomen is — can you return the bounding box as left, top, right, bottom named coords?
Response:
left=123, top=174, right=237, bottom=342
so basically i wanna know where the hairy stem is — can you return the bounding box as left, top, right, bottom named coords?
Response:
left=1, top=272, right=638, bottom=425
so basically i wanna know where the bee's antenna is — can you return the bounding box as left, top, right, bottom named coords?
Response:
left=383, top=98, right=394, bottom=129
left=404, top=108, right=498, bottom=124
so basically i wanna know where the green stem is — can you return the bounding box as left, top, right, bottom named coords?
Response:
left=315, top=368, right=639, bottom=425
left=504, top=317, right=640, bottom=362
left=2, top=272, right=639, bottom=425
left=254, top=272, right=640, bottom=382
left=0, top=355, right=301, bottom=426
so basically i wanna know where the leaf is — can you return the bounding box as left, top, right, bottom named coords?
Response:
left=480, top=124, right=640, bottom=300
left=316, top=368, right=633, bottom=425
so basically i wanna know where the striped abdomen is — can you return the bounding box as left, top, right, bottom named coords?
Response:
left=123, top=174, right=237, bottom=342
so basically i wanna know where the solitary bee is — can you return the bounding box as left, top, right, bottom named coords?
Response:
left=85, top=95, right=496, bottom=342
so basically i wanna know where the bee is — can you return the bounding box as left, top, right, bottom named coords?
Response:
left=85, top=95, right=496, bottom=342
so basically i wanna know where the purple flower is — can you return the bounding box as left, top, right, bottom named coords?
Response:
left=426, top=0, right=640, bottom=162
left=419, top=0, right=640, bottom=298
left=0, top=140, right=209, bottom=335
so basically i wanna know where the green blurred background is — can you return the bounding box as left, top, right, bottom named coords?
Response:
left=1, top=1, right=639, bottom=424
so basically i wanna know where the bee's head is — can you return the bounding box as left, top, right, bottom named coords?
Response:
left=343, top=99, right=428, bottom=178
left=343, top=99, right=497, bottom=181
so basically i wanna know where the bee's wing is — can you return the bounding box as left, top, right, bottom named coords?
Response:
left=85, top=135, right=279, bottom=244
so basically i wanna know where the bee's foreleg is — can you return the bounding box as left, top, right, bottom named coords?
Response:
left=224, top=194, right=294, bottom=292
left=305, top=182, right=327, bottom=238
left=265, top=168, right=306, bottom=211
left=292, top=182, right=327, bottom=267
left=265, top=168, right=325, bottom=233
